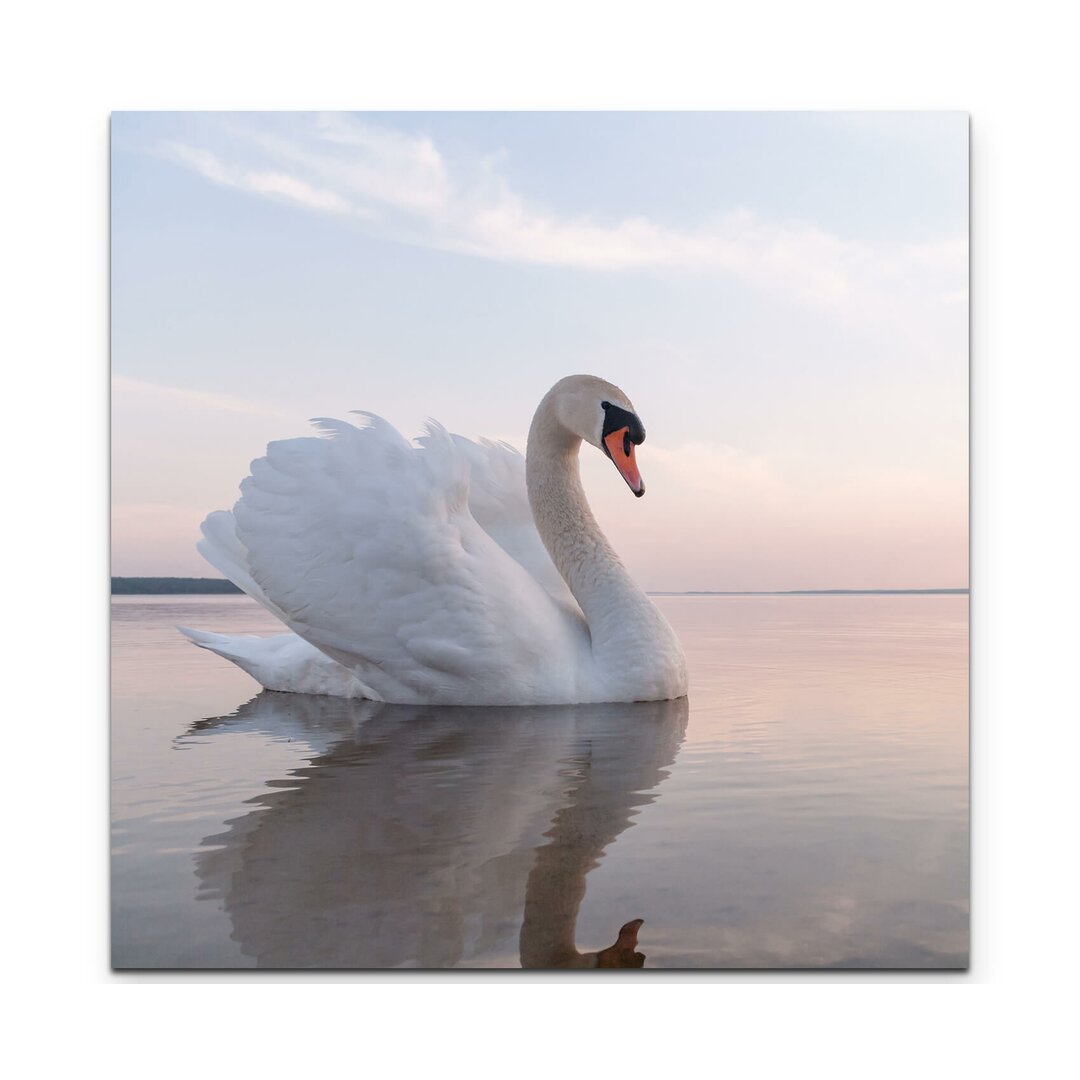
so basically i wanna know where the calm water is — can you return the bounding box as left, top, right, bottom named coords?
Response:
left=111, top=594, right=968, bottom=969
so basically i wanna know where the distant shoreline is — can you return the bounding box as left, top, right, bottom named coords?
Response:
left=649, top=588, right=969, bottom=596
left=111, top=577, right=968, bottom=597
left=111, top=577, right=243, bottom=595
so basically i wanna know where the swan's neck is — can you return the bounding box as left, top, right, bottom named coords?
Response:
left=526, top=399, right=660, bottom=672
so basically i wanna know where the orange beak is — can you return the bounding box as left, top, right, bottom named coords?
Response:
left=604, top=427, right=645, bottom=497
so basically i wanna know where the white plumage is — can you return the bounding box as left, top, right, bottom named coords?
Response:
left=183, top=375, right=688, bottom=705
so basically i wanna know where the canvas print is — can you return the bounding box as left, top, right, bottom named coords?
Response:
left=111, top=112, right=969, bottom=969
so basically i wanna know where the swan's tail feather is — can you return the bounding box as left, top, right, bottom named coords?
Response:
left=178, top=626, right=380, bottom=700
left=178, top=626, right=263, bottom=667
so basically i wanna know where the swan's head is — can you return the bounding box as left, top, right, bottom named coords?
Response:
left=549, top=374, right=647, bottom=497
left=593, top=917, right=647, bottom=968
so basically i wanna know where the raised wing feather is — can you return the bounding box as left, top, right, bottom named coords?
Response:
left=439, top=433, right=580, bottom=617
left=216, top=414, right=587, bottom=705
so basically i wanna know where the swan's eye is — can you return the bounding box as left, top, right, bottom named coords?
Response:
left=599, top=401, right=645, bottom=447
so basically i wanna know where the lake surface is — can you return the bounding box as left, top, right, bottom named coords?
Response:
left=111, top=594, right=968, bottom=970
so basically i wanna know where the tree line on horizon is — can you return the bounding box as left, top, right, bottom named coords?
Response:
left=111, top=577, right=967, bottom=596
left=111, top=577, right=243, bottom=594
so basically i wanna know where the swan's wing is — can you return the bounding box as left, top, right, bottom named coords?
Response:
left=198, top=507, right=290, bottom=623
left=196, top=513, right=374, bottom=695
left=214, top=414, right=587, bottom=705
left=440, top=433, right=580, bottom=616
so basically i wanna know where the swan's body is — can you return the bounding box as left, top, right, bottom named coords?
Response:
left=184, top=375, right=687, bottom=705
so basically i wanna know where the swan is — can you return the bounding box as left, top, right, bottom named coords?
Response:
left=182, top=374, right=688, bottom=706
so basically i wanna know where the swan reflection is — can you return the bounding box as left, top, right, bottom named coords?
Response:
left=188, top=692, right=687, bottom=968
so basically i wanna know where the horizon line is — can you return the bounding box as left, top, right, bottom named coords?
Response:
left=648, top=588, right=969, bottom=596
left=109, top=576, right=969, bottom=597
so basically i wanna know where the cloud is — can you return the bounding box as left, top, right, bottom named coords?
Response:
left=112, top=375, right=285, bottom=418
left=156, top=114, right=967, bottom=321
left=163, top=141, right=363, bottom=217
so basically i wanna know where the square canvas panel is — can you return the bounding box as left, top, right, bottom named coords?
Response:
left=111, top=112, right=968, bottom=970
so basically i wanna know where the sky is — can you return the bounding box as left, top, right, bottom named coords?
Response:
left=111, top=112, right=968, bottom=590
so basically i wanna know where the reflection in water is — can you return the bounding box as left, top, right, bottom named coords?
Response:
left=113, top=595, right=968, bottom=968
left=187, top=693, right=688, bottom=969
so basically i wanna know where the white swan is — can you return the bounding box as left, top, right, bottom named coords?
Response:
left=182, top=374, right=688, bottom=705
